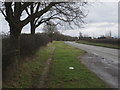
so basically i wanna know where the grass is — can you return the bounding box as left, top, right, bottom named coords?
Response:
left=3, top=43, right=53, bottom=88
left=46, top=41, right=108, bottom=88
left=76, top=40, right=119, bottom=49
left=3, top=41, right=109, bottom=88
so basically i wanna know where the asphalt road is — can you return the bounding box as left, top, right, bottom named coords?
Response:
left=65, top=41, right=119, bottom=88
left=0, top=36, right=2, bottom=89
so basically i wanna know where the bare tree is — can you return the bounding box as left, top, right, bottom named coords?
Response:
left=25, top=2, right=40, bottom=34
left=43, top=21, right=59, bottom=38
left=105, top=31, right=112, bottom=38
left=0, top=1, right=60, bottom=61
left=79, top=32, right=83, bottom=39
left=0, top=1, right=87, bottom=61
left=25, top=2, right=87, bottom=34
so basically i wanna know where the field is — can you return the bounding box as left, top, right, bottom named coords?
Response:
left=76, top=39, right=119, bottom=49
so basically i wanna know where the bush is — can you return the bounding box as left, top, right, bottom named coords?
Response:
left=79, top=38, right=119, bottom=45
left=52, top=33, right=77, bottom=41
left=20, top=33, right=50, bottom=57
left=2, top=33, right=50, bottom=70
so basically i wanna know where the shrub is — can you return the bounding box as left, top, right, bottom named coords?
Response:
left=79, top=38, right=119, bottom=45
left=52, top=33, right=77, bottom=41
left=2, top=33, right=50, bottom=70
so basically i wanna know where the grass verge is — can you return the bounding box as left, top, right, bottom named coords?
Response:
left=46, top=41, right=108, bottom=88
left=3, top=43, right=53, bottom=88
left=76, top=40, right=119, bottom=49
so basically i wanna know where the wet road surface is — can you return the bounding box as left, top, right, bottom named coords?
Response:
left=65, top=41, right=119, bottom=88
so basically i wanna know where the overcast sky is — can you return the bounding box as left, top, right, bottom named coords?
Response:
left=0, top=1, right=119, bottom=38
left=62, top=2, right=118, bottom=38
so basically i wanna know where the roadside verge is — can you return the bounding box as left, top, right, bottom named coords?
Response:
left=46, top=41, right=108, bottom=88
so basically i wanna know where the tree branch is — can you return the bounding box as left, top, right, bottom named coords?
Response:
left=0, top=8, right=6, bottom=17
left=35, top=12, right=60, bottom=27
left=20, top=2, right=33, bottom=13
left=14, top=2, right=21, bottom=18
left=21, top=2, right=60, bottom=27
left=35, top=2, right=40, bottom=13
left=25, top=7, right=30, bottom=15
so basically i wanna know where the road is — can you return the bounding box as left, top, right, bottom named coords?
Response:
left=0, top=36, right=2, bottom=89
left=65, top=41, right=119, bottom=88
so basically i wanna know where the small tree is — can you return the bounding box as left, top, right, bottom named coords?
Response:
left=79, top=32, right=83, bottom=39
left=43, top=21, right=59, bottom=38
left=105, top=31, right=112, bottom=38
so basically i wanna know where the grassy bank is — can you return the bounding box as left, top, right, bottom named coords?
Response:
left=76, top=40, right=119, bottom=49
left=46, top=41, right=107, bottom=88
left=3, top=41, right=108, bottom=88
left=3, top=43, right=52, bottom=88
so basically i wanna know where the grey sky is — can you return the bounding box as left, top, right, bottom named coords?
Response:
left=62, top=2, right=118, bottom=38
left=0, top=1, right=118, bottom=38
left=86, top=2, right=118, bottom=23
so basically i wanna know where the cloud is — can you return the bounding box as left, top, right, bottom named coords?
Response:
left=62, top=2, right=118, bottom=37
left=0, top=2, right=118, bottom=38
left=86, top=2, right=118, bottom=23
left=96, top=0, right=119, bottom=2
left=62, top=22, right=118, bottom=38
left=0, top=14, right=9, bottom=33
left=83, top=22, right=118, bottom=37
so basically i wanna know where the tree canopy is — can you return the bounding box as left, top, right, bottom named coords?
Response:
left=0, top=1, right=87, bottom=35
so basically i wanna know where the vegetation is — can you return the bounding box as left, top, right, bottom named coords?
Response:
left=3, top=41, right=108, bottom=88
left=76, top=40, right=119, bottom=49
left=78, top=31, right=119, bottom=49
left=2, top=33, right=78, bottom=88
left=52, top=33, right=77, bottom=41
left=78, top=38, right=119, bottom=45
left=2, top=33, right=50, bottom=71
left=0, top=2, right=87, bottom=62
left=1, top=2, right=114, bottom=88
left=43, top=21, right=59, bottom=36
left=46, top=41, right=107, bottom=88
left=3, top=43, right=52, bottom=88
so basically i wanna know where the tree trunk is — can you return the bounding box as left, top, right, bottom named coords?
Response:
left=9, top=26, right=21, bottom=63
left=30, top=21, right=36, bottom=34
